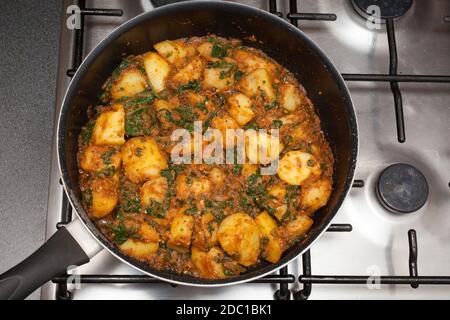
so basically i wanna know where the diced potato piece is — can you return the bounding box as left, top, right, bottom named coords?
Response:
left=111, top=68, right=148, bottom=100
left=284, top=215, right=313, bottom=240
left=191, top=247, right=226, bottom=279
left=154, top=40, right=196, bottom=67
left=273, top=204, right=288, bottom=222
left=290, top=122, right=314, bottom=142
left=172, top=57, right=203, bottom=86
left=239, top=68, right=275, bottom=102
left=266, top=184, right=290, bottom=221
left=79, top=145, right=121, bottom=173
left=211, top=113, right=240, bottom=147
left=268, top=184, right=287, bottom=200
left=279, top=114, right=303, bottom=126
left=233, top=49, right=276, bottom=74
left=255, top=211, right=282, bottom=263
left=89, top=176, right=119, bottom=218
left=277, top=151, right=321, bottom=185
left=185, top=91, right=207, bottom=107
left=92, top=104, right=125, bottom=146
left=280, top=83, right=304, bottom=111
left=203, top=66, right=234, bottom=91
left=153, top=99, right=174, bottom=112
left=167, top=214, right=194, bottom=253
left=301, top=179, right=332, bottom=213
left=140, top=176, right=168, bottom=205
left=175, top=174, right=211, bottom=200
left=264, top=237, right=283, bottom=263
left=142, top=52, right=171, bottom=93
left=140, top=223, right=160, bottom=243
left=201, top=212, right=219, bottom=245
left=153, top=99, right=175, bottom=129
left=241, top=163, right=258, bottom=178
left=255, top=211, right=278, bottom=235
left=245, top=130, right=283, bottom=165
left=217, top=212, right=260, bottom=267
left=196, top=42, right=216, bottom=61
left=120, top=239, right=158, bottom=258
left=228, top=93, right=255, bottom=126
left=121, top=136, right=168, bottom=184
left=211, top=113, right=240, bottom=133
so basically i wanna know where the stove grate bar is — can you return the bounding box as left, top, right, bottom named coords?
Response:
left=298, top=276, right=450, bottom=285
left=66, top=0, right=124, bottom=77
left=342, top=73, right=450, bottom=83
left=294, top=229, right=450, bottom=300
left=52, top=272, right=296, bottom=285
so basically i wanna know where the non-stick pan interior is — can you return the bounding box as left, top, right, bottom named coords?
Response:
left=58, top=1, right=357, bottom=285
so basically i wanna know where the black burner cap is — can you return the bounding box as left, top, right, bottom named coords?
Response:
left=377, top=163, right=429, bottom=214
left=352, top=0, right=413, bottom=20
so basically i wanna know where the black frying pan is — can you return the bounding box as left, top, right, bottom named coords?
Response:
left=0, top=1, right=358, bottom=300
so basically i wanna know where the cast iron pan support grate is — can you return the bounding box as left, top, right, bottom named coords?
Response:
left=53, top=0, right=450, bottom=300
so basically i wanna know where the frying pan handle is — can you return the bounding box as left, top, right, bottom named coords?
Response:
left=0, top=219, right=101, bottom=300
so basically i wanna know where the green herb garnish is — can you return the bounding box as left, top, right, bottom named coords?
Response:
left=101, top=149, right=116, bottom=165
left=210, top=44, right=229, bottom=58
left=80, top=121, right=94, bottom=145
left=272, top=120, right=283, bottom=129
left=82, top=188, right=93, bottom=207
left=265, top=100, right=279, bottom=111
left=145, top=200, right=166, bottom=218
left=177, top=80, right=201, bottom=93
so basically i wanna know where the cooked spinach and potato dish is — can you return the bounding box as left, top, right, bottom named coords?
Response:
left=78, top=36, right=333, bottom=279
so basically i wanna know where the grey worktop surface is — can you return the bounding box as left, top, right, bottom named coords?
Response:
left=0, top=1, right=62, bottom=299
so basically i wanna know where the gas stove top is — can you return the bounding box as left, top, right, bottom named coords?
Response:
left=42, top=0, right=450, bottom=300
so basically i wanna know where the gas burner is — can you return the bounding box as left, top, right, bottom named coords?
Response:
left=376, top=163, right=429, bottom=214
left=150, top=0, right=186, bottom=8
left=352, top=0, right=413, bottom=21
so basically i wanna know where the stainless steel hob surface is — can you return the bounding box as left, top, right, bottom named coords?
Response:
left=42, top=0, right=450, bottom=300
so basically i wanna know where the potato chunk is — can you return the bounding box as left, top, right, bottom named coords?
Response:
left=167, top=214, right=194, bottom=253
left=175, top=174, right=211, bottom=200
left=140, top=222, right=160, bottom=243
left=191, top=247, right=226, bottom=279
left=239, top=68, right=275, bottom=102
left=154, top=40, right=196, bottom=67
left=92, top=104, right=125, bottom=146
left=211, top=113, right=240, bottom=132
left=277, top=151, right=321, bottom=185
left=203, top=66, right=235, bottom=91
left=121, top=137, right=168, bottom=184
left=241, top=163, right=258, bottom=179
left=196, top=42, right=217, bottom=61
left=89, top=176, right=119, bottom=218
left=217, top=213, right=260, bottom=267
left=280, top=83, right=304, bottom=111
left=284, top=215, right=313, bottom=240
left=201, top=212, right=219, bottom=245
left=255, top=211, right=282, bottom=263
left=172, top=57, right=203, bottom=86
left=228, top=93, right=255, bottom=126
left=120, top=239, right=158, bottom=258
left=111, top=68, right=148, bottom=100
left=140, top=176, right=168, bottom=206
left=79, top=145, right=121, bottom=174
left=301, top=179, right=332, bottom=214
left=142, top=52, right=171, bottom=93
left=233, top=49, right=276, bottom=74
left=267, top=184, right=289, bottom=222
left=245, top=131, right=283, bottom=165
